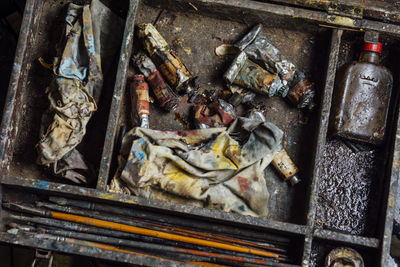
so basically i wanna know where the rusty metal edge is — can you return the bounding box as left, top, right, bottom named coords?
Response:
left=0, top=232, right=191, bottom=267
left=96, top=0, right=139, bottom=190
left=0, top=0, right=42, bottom=177
left=145, top=0, right=400, bottom=36
left=305, top=28, right=342, bottom=234
left=260, top=0, right=400, bottom=26
left=313, top=229, right=380, bottom=249
left=301, top=29, right=343, bottom=267
left=302, top=235, right=312, bottom=267
left=379, top=99, right=400, bottom=264
left=2, top=175, right=309, bottom=236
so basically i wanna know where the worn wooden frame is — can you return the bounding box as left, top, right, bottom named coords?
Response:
left=1, top=0, right=400, bottom=266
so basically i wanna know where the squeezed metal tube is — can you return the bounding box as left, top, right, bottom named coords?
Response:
left=138, top=23, right=194, bottom=95
left=224, top=52, right=283, bottom=97
left=271, top=149, right=300, bottom=186
left=235, top=24, right=316, bottom=110
left=134, top=52, right=179, bottom=111
left=131, top=75, right=150, bottom=128
left=248, top=110, right=300, bottom=186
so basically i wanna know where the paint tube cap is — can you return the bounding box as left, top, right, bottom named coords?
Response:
left=133, top=74, right=146, bottom=82
left=289, top=175, right=301, bottom=186
left=364, top=42, right=382, bottom=54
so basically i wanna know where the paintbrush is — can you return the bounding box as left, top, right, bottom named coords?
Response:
left=49, top=196, right=290, bottom=246
left=8, top=223, right=282, bottom=266
left=3, top=202, right=283, bottom=260
left=8, top=213, right=287, bottom=263
left=38, top=201, right=287, bottom=254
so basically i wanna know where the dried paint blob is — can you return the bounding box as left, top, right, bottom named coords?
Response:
left=315, top=139, right=380, bottom=235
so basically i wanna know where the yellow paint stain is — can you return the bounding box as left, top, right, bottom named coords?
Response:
left=100, top=193, right=119, bottom=200
left=38, top=57, right=52, bottom=69
left=318, top=24, right=362, bottom=32
left=100, top=192, right=136, bottom=204
left=138, top=159, right=151, bottom=177
left=174, top=38, right=192, bottom=55
left=188, top=2, right=198, bottom=11
left=165, top=165, right=192, bottom=183
left=211, top=136, right=239, bottom=169
left=160, top=62, right=177, bottom=85
left=327, top=15, right=356, bottom=28
left=184, top=136, right=199, bottom=145
left=174, top=38, right=184, bottom=45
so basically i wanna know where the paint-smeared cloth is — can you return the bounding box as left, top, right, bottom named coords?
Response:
left=112, top=117, right=283, bottom=217
left=36, top=0, right=123, bottom=183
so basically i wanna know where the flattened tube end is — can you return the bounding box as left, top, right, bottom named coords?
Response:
left=287, top=78, right=316, bottom=110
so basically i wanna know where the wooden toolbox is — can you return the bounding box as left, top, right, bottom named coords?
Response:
left=1, top=0, right=400, bottom=266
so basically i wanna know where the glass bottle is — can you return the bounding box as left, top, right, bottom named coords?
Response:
left=330, top=33, right=393, bottom=145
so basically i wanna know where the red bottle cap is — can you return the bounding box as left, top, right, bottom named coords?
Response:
left=364, top=42, right=382, bottom=54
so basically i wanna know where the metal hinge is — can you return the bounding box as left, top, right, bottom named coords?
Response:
left=325, top=2, right=364, bottom=28
left=31, top=249, right=54, bottom=267
left=327, top=2, right=364, bottom=19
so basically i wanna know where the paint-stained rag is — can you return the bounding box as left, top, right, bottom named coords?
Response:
left=112, top=117, right=283, bottom=217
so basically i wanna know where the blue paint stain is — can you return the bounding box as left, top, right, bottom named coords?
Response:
left=59, top=57, right=87, bottom=80
left=238, top=205, right=246, bottom=212
left=35, top=181, right=51, bottom=189
left=132, top=140, right=147, bottom=167
left=133, top=149, right=145, bottom=162
left=137, top=138, right=146, bottom=145
left=86, top=35, right=95, bottom=56
left=91, top=247, right=102, bottom=253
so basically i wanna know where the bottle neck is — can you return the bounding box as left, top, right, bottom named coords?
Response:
left=359, top=51, right=380, bottom=64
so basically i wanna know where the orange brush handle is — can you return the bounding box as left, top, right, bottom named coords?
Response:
left=50, top=211, right=279, bottom=259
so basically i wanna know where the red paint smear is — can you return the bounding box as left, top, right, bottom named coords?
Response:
left=237, top=176, right=250, bottom=192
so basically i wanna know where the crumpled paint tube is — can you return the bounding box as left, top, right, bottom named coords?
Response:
left=224, top=52, right=285, bottom=97
left=134, top=52, right=179, bottom=111
left=173, top=96, right=194, bottom=128
left=228, top=85, right=256, bottom=107
left=138, top=23, right=195, bottom=95
left=112, top=117, right=283, bottom=217
left=248, top=110, right=300, bottom=186
left=131, top=75, right=150, bottom=128
left=235, top=24, right=316, bottom=110
left=194, top=99, right=236, bottom=128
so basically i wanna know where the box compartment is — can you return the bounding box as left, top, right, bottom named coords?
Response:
left=5, top=0, right=129, bottom=187
left=310, top=238, right=380, bottom=267
left=0, top=186, right=306, bottom=265
left=314, top=31, right=400, bottom=237
left=108, top=0, right=332, bottom=226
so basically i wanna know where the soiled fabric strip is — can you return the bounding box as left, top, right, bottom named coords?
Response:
left=36, top=0, right=123, bottom=183
left=113, top=118, right=283, bottom=217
